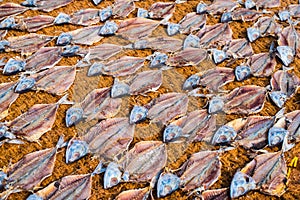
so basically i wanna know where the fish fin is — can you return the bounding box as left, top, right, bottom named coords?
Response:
left=91, top=161, right=103, bottom=176
left=275, top=108, right=285, bottom=119
left=56, top=135, right=65, bottom=149
left=57, top=94, right=74, bottom=105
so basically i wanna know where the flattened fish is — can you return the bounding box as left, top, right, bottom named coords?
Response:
left=206, top=0, right=239, bottom=15
left=0, top=3, right=28, bottom=21
left=196, top=23, right=232, bottom=47
left=14, top=15, right=55, bottom=32
left=249, top=52, right=276, bottom=77
left=222, top=8, right=262, bottom=22
left=15, top=66, right=76, bottom=95
left=0, top=30, right=7, bottom=39
left=112, top=0, right=135, bottom=18
left=166, top=47, right=207, bottom=67
left=21, top=0, right=73, bottom=12
left=278, top=22, right=300, bottom=57
left=148, top=2, right=176, bottom=19
left=253, top=0, right=280, bottom=9
left=0, top=82, right=19, bottom=120
left=115, top=187, right=150, bottom=200
left=7, top=33, right=54, bottom=55
left=70, top=9, right=100, bottom=26
left=157, top=172, right=180, bottom=198
left=178, top=12, right=206, bottom=34
left=285, top=110, right=300, bottom=142
left=201, top=188, right=229, bottom=200
left=65, top=118, right=134, bottom=163
left=0, top=137, right=64, bottom=199
left=65, top=88, right=122, bottom=127
left=288, top=4, right=300, bottom=18
left=225, top=38, right=253, bottom=58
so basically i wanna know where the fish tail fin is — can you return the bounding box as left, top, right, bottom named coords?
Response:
left=91, top=161, right=103, bottom=176
left=57, top=94, right=74, bottom=105
left=56, top=135, right=65, bottom=149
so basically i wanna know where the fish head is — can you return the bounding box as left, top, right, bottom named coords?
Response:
left=54, top=13, right=71, bottom=25
left=212, top=125, right=237, bottom=145
left=221, top=12, right=232, bottom=23
left=100, top=6, right=112, bottom=22
left=21, top=0, right=37, bottom=6
left=111, top=81, right=130, bottom=98
left=182, top=74, right=201, bottom=90
left=133, top=39, right=148, bottom=49
left=62, top=45, right=80, bottom=57
left=157, top=173, right=180, bottom=198
left=208, top=97, right=224, bottom=114
left=276, top=46, right=294, bottom=66
left=269, top=91, right=287, bottom=108
left=167, top=23, right=180, bottom=36
left=247, top=27, right=260, bottom=42
left=0, top=124, right=9, bottom=139
left=66, top=139, right=89, bottom=163
left=0, top=17, right=15, bottom=29
left=150, top=52, right=168, bottom=68
left=99, top=21, right=118, bottom=36
left=235, top=65, right=251, bottom=81
left=3, top=59, right=25, bottom=75
left=212, top=49, right=227, bottom=64
left=245, top=0, right=255, bottom=9
left=230, top=171, right=256, bottom=198
left=15, top=77, right=35, bottom=93
left=129, top=106, right=148, bottom=124
left=183, top=35, right=200, bottom=49
left=163, top=124, right=183, bottom=143
left=65, top=107, right=83, bottom=127
left=137, top=8, right=149, bottom=18
left=196, top=3, right=207, bottom=14
left=87, top=62, right=104, bottom=76
left=268, top=127, right=288, bottom=147
left=0, top=40, right=9, bottom=52
left=56, top=33, right=72, bottom=46
left=103, top=162, right=122, bottom=189
left=26, top=194, right=43, bottom=200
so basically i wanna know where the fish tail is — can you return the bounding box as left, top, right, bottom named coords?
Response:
left=57, top=94, right=73, bottom=105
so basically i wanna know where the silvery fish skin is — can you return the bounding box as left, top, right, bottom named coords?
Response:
left=129, top=105, right=148, bottom=124
left=54, top=12, right=71, bottom=24
left=14, top=15, right=55, bottom=32
left=117, top=17, right=159, bottom=40
left=223, top=8, right=262, bottom=22
left=268, top=126, right=288, bottom=147
left=104, top=162, right=122, bottom=188
left=0, top=82, right=19, bottom=120
left=249, top=52, right=277, bottom=77
left=7, top=33, right=53, bottom=55
left=230, top=171, right=256, bottom=198
left=149, top=52, right=168, bottom=68
left=147, top=93, right=189, bottom=125
left=241, top=152, right=287, bottom=197
left=288, top=4, right=300, bottom=18
left=248, top=16, right=281, bottom=40
left=70, top=9, right=100, bottom=26
left=16, top=66, right=76, bottom=95
left=157, top=172, right=180, bottom=198
left=278, top=24, right=300, bottom=57
left=100, top=6, right=113, bottom=22
left=166, top=47, right=207, bottom=67
left=178, top=150, right=221, bottom=191
left=66, top=118, right=134, bottom=163
left=212, top=49, right=227, bottom=64
left=0, top=3, right=28, bottom=21
left=101, top=56, right=145, bottom=77
left=21, top=0, right=73, bottom=12
left=111, top=78, right=130, bottom=98
left=25, top=47, right=62, bottom=72
left=206, top=0, right=239, bottom=15
left=112, top=0, right=135, bottom=18
left=201, top=188, right=229, bottom=200
left=3, top=58, right=26, bottom=75
left=167, top=22, right=180, bottom=36
left=120, top=141, right=167, bottom=182
left=0, top=137, right=64, bottom=199
left=196, top=2, right=207, bottom=14
left=99, top=21, right=118, bottom=36
left=148, top=2, right=176, bottom=19
left=278, top=10, right=290, bottom=21
left=285, top=110, right=300, bottom=142
left=0, top=16, right=16, bottom=29
left=183, top=34, right=200, bottom=49
left=163, top=109, right=216, bottom=143
left=115, top=187, right=150, bottom=200
left=276, top=46, right=294, bottom=66
left=137, top=8, right=149, bottom=18
left=178, top=12, right=206, bottom=34
left=196, top=23, right=232, bottom=47
left=225, top=38, right=253, bottom=59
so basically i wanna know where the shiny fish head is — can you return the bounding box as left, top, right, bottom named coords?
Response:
left=276, top=46, right=294, bottom=66
left=61, top=45, right=80, bottom=57
left=212, top=125, right=237, bottom=145
left=0, top=125, right=8, bottom=139
left=0, top=17, right=15, bottom=29
left=104, top=162, right=122, bottom=189
left=93, top=0, right=102, bottom=6
left=15, top=77, right=35, bottom=93
left=230, top=171, right=256, bottom=198
left=133, top=39, right=148, bottom=49
left=129, top=106, right=148, bottom=124
left=167, top=23, right=180, bottom=36
left=278, top=10, right=290, bottom=21
left=100, top=6, right=112, bottom=22
left=99, top=21, right=118, bottom=36
left=245, top=0, right=255, bottom=9
left=54, top=13, right=71, bottom=25
left=157, top=173, right=180, bottom=198
left=66, top=139, right=89, bottom=163
left=221, top=12, right=232, bottom=23
left=247, top=27, right=260, bottom=42
left=269, top=91, right=287, bottom=108
left=208, top=97, right=224, bottom=114
left=182, top=74, right=200, bottom=91
left=163, top=124, right=183, bottom=143
left=3, top=59, right=26, bottom=75
left=111, top=81, right=130, bottom=98
left=183, top=34, right=200, bottom=49
left=150, top=52, right=168, bottom=68
left=137, top=8, right=149, bottom=18
left=87, top=62, right=104, bottom=76
left=65, top=107, right=83, bottom=127
left=235, top=65, right=251, bottom=81
left=26, top=194, right=43, bottom=200
left=268, top=127, right=288, bottom=147
left=56, top=33, right=72, bottom=46
left=21, top=0, right=37, bottom=6
left=0, top=171, right=7, bottom=187
left=196, top=3, right=207, bottom=14
left=212, top=49, right=227, bottom=64
left=0, top=40, right=9, bottom=51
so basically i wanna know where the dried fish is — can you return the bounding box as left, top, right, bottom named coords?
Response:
left=196, top=23, right=232, bottom=47
left=212, top=49, right=227, bottom=64
left=276, top=46, right=294, bottom=66
left=178, top=12, right=206, bottom=34
left=0, top=3, right=28, bottom=21
left=148, top=52, right=168, bottom=68
left=253, top=0, right=280, bottom=9
left=137, top=8, right=149, bottom=18
left=221, top=8, right=262, bottom=23
left=0, top=136, right=64, bottom=199
left=0, top=16, right=16, bottom=29
left=115, top=187, right=150, bottom=200
left=3, top=58, right=26, bottom=75
left=66, top=118, right=134, bottom=163
left=148, top=2, right=176, bottom=19
left=278, top=22, right=300, bottom=57
left=0, top=30, right=7, bottom=39
left=104, top=162, right=123, bottom=188
left=285, top=110, right=300, bottom=142
left=166, top=47, right=207, bottom=67
left=202, top=188, right=229, bottom=200
left=167, top=22, right=180, bottom=36
left=288, top=4, right=300, bottom=18
left=100, top=6, right=113, bottom=22
left=15, top=66, right=76, bottom=95
left=54, top=12, right=70, bottom=24
left=206, top=0, right=239, bottom=15
left=7, top=33, right=53, bottom=55
left=70, top=9, right=100, bottom=26
left=183, top=34, right=200, bottom=49
left=129, top=105, right=148, bottom=124
left=65, top=88, right=122, bottom=127
left=249, top=52, right=277, bottom=77
left=99, top=21, right=118, bottom=36
left=230, top=171, right=256, bottom=198
left=92, top=0, right=102, bottom=6
left=278, top=10, right=290, bottom=21
left=21, top=0, right=73, bottom=12
left=112, top=0, right=135, bottom=18
left=0, top=82, right=19, bottom=120
left=225, top=38, right=253, bottom=59
left=14, top=15, right=55, bottom=32
left=157, top=172, right=180, bottom=198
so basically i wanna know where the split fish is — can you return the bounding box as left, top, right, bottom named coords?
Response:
left=221, top=8, right=262, bottom=23
left=166, top=47, right=207, bottom=67
left=69, top=9, right=101, bottom=26
left=21, top=0, right=73, bottom=12
left=177, top=12, right=206, bottom=34
left=206, top=0, right=239, bottom=15
left=0, top=3, right=28, bottom=21
left=148, top=2, right=176, bottom=19
left=248, top=52, right=277, bottom=77
left=0, top=82, right=19, bottom=120
left=225, top=38, right=253, bottom=59
left=112, top=0, right=135, bottom=18
left=14, top=15, right=55, bottom=32
left=278, top=21, right=300, bottom=57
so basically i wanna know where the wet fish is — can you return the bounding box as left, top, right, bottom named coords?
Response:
left=148, top=2, right=176, bottom=19
left=196, top=23, right=232, bottom=47
left=115, top=187, right=150, bottom=200
left=117, top=17, right=160, bottom=40
left=278, top=22, right=300, bottom=57
left=166, top=47, right=207, bottom=67
left=285, top=110, right=300, bottom=142
left=225, top=38, right=253, bottom=59
left=57, top=26, right=103, bottom=46
left=112, top=0, right=135, bottom=18
left=70, top=9, right=100, bottom=26
left=178, top=12, right=206, bottom=34
left=14, top=15, right=55, bottom=32
left=7, top=33, right=53, bottom=55
left=163, top=109, right=216, bottom=143
left=66, top=118, right=134, bottom=163
left=201, top=188, right=229, bottom=200
left=206, top=0, right=239, bottom=15
left=0, top=3, right=28, bottom=21
left=221, top=8, right=262, bottom=23
left=15, top=66, right=76, bottom=95
left=65, top=88, right=121, bottom=127
left=0, top=136, right=64, bottom=199
left=249, top=52, right=277, bottom=77
left=21, top=0, right=73, bottom=12
left=0, top=82, right=19, bottom=120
